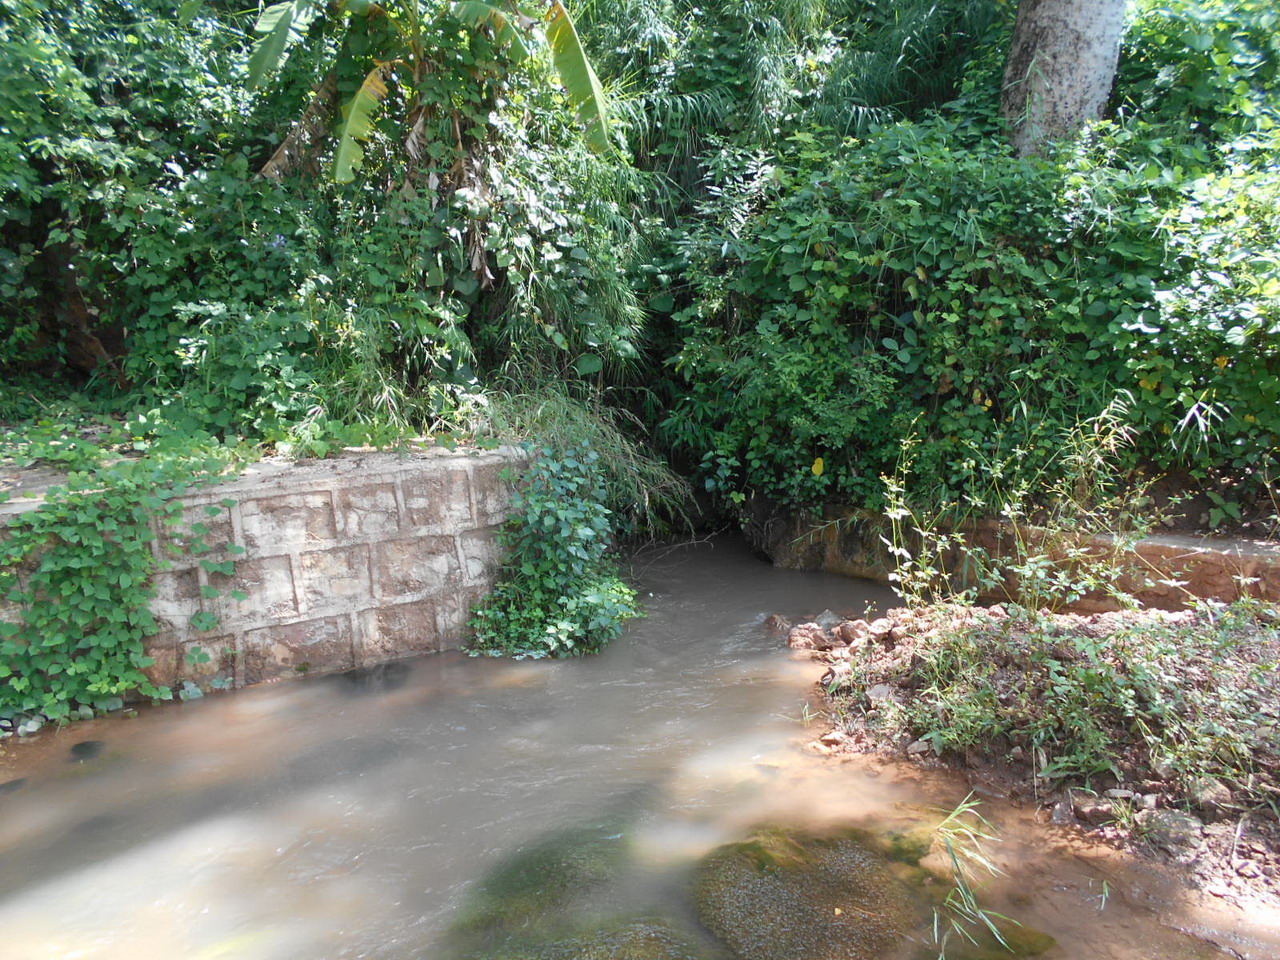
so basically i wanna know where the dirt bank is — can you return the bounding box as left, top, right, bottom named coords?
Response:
left=774, top=603, right=1280, bottom=914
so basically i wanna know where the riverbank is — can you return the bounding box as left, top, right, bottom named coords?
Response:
left=782, top=602, right=1280, bottom=912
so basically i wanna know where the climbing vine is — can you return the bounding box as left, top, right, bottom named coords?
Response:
left=0, top=426, right=240, bottom=733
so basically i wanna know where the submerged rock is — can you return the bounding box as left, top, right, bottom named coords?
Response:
left=69, top=740, right=105, bottom=762
left=446, top=824, right=631, bottom=956
left=693, top=827, right=917, bottom=960
left=480, top=919, right=707, bottom=960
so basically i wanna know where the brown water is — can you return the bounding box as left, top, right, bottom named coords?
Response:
left=0, top=538, right=1276, bottom=959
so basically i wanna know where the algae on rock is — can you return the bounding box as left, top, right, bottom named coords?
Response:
left=694, top=827, right=919, bottom=960
left=480, top=918, right=710, bottom=960
left=447, top=825, right=630, bottom=955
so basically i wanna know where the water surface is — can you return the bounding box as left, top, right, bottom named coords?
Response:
left=0, top=538, right=1275, bottom=959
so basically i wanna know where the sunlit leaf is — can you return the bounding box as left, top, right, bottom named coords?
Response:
left=545, top=0, right=612, bottom=152
left=178, top=0, right=205, bottom=25
left=333, top=64, right=391, bottom=183
left=247, top=0, right=319, bottom=89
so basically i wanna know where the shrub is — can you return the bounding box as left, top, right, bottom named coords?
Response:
left=469, top=445, right=640, bottom=659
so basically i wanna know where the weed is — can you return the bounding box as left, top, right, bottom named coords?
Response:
left=928, top=793, right=1016, bottom=960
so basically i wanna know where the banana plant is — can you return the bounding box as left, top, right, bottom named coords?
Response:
left=242, top=0, right=613, bottom=182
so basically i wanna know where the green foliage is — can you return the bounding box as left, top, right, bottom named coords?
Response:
left=481, top=386, right=691, bottom=537
left=662, top=0, right=1280, bottom=515
left=870, top=599, right=1280, bottom=796
left=470, top=445, right=640, bottom=659
left=0, top=429, right=240, bottom=729
left=833, top=410, right=1279, bottom=803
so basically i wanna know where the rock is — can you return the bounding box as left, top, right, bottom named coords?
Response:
left=787, top=623, right=829, bottom=650
left=1135, top=808, right=1203, bottom=858
left=814, top=609, right=843, bottom=631
left=906, top=739, right=932, bottom=756
left=1237, top=861, right=1261, bottom=879
left=763, top=614, right=791, bottom=634
left=819, top=729, right=848, bottom=746
left=865, top=684, right=894, bottom=705
left=836, top=620, right=869, bottom=647
left=1071, top=796, right=1114, bottom=826
left=867, top=618, right=894, bottom=642
left=1151, top=757, right=1176, bottom=779
left=694, top=827, right=917, bottom=960
left=1050, top=801, right=1075, bottom=825
left=1104, top=788, right=1134, bottom=800
left=1138, top=793, right=1159, bottom=811
left=819, top=662, right=852, bottom=688
left=1187, top=777, right=1233, bottom=821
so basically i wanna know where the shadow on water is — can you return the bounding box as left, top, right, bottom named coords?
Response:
left=0, top=537, right=1274, bottom=959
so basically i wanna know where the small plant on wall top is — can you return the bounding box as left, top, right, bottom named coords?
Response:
left=0, top=426, right=241, bottom=734
left=469, top=444, right=639, bottom=658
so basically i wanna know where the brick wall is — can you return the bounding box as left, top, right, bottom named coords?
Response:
left=137, top=447, right=520, bottom=688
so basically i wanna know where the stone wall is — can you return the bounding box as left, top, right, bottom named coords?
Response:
left=748, top=500, right=1280, bottom=611
left=145, top=448, right=521, bottom=688
left=2, top=448, right=520, bottom=692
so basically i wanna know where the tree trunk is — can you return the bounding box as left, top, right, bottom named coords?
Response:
left=1000, top=0, right=1127, bottom=157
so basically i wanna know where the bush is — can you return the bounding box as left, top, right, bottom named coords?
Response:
left=469, top=446, right=640, bottom=659
left=661, top=0, right=1280, bottom=516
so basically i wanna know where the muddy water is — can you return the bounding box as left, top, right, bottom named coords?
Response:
left=0, top=538, right=1276, bottom=959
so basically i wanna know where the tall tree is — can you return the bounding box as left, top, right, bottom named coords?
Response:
left=1000, top=0, right=1128, bottom=157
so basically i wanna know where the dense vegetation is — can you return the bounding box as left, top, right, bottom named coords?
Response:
left=1, top=0, right=1278, bottom=711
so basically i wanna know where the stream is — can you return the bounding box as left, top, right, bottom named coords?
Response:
left=0, top=537, right=1277, bottom=959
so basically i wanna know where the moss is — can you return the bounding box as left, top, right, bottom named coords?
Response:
left=879, top=827, right=935, bottom=866
left=694, top=826, right=919, bottom=960
left=935, top=921, right=1057, bottom=959
left=448, top=825, right=629, bottom=953
left=480, top=919, right=710, bottom=960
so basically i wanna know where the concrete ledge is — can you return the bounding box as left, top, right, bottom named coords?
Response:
left=747, top=501, right=1280, bottom=611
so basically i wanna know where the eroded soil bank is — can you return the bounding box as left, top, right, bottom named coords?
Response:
left=782, top=602, right=1280, bottom=919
